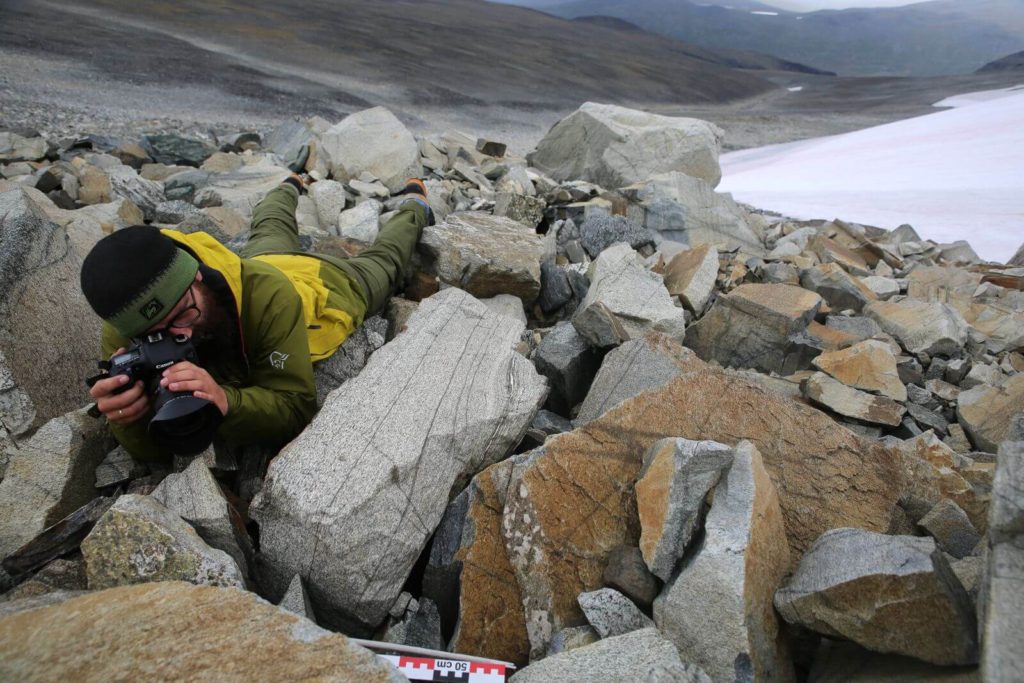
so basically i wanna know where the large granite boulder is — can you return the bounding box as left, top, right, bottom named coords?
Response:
left=571, top=243, right=687, bottom=348
left=421, top=212, right=544, bottom=305
left=625, top=172, right=765, bottom=254
left=0, top=188, right=102, bottom=441
left=163, top=157, right=289, bottom=219
left=423, top=456, right=531, bottom=666
left=636, top=438, right=734, bottom=580
left=252, top=288, right=547, bottom=632
left=0, top=409, right=113, bottom=570
left=320, top=107, right=421, bottom=192
left=864, top=299, right=969, bottom=356
left=957, top=374, right=1024, bottom=453
left=981, top=415, right=1024, bottom=679
left=774, top=528, right=977, bottom=666
left=0, top=582, right=404, bottom=681
left=510, top=628, right=706, bottom=683
left=655, top=441, right=794, bottom=683
left=527, top=102, right=724, bottom=189
left=684, top=283, right=822, bottom=374
left=81, top=494, right=244, bottom=590
left=494, top=365, right=903, bottom=658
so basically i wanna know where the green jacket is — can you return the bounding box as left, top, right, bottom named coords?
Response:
left=102, top=230, right=368, bottom=463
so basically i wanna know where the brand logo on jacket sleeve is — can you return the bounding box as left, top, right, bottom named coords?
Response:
left=269, top=351, right=290, bottom=370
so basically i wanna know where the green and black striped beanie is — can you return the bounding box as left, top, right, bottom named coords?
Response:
left=80, top=225, right=199, bottom=339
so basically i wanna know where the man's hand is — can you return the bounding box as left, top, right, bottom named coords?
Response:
left=160, top=361, right=229, bottom=416
left=90, top=347, right=150, bottom=426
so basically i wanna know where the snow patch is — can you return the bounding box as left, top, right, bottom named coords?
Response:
left=719, top=90, right=1024, bottom=263
left=934, top=85, right=1024, bottom=109
left=751, top=10, right=779, bottom=14
left=788, top=86, right=804, bottom=92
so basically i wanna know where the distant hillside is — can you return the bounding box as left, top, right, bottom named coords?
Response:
left=569, top=15, right=834, bottom=75
left=0, top=0, right=774, bottom=114
left=977, top=51, right=1024, bottom=72
left=540, top=0, right=1024, bottom=76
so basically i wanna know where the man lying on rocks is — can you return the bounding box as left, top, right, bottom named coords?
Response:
left=80, top=157, right=432, bottom=463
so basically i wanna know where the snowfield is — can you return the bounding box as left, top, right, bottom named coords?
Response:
left=719, top=87, right=1024, bottom=263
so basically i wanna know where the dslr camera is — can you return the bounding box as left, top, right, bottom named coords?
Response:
left=88, top=330, right=222, bottom=455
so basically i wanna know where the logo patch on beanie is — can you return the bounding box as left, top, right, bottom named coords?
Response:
left=140, top=298, right=164, bottom=320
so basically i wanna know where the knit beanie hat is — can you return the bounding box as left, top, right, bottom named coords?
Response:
left=80, top=225, right=199, bottom=339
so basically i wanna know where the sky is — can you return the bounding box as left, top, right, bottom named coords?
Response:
left=718, top=86, right=1024, bottom=263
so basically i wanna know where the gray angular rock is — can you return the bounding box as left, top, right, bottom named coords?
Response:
left=527, top=102, right=724, bottom=189
left=575, top=333, right=703, bottom=425
left=321, top=107, right=421, bottom=192
left=251, top=288, right=547, bottom=631
left=627, top=172, right=765, bottom=254
left=918, top=499, right=981, bottom=559
left=571, top=243, right=687, bottom=348
left=278, top=574, right=316, bottom=621
left=94, top=446, right=146, bottom=488
left=143, top=134, right=216, bottom=167
left=906, top=401, right=949, bottom=436
left=800, top=262, right=878, bottom=313
left=533, top=322, right=601, bottom=415
left=384, top=596, right=443, bottom=651
left=337, top=199, right=382, bottom=242
left=81, top=494, right=244, bottom=589
left=655, top=441, right=794, bottom=683
left=636, top=438, right=734, bottom=581
left=957, top=374, right=1024, bottom=453
left=0, top=131, right=48, bottom=162
left=861, top=275, right=901, bottom=300
left=312, top=315, right=387, bottom=407
left=153, top=199, right=201, bottom=224
left=663, top=243, right=718, bottom=314
left=803, top=372, right=906, bottom=426
left=264, top=116, right=327, bottom=164
left=494, top=192, right=545, bottom=229
left=538, top=260, right=573, bottom=314
left=421, top=211, right=543, bottom=305
left=1, top=189, right=101, bottom=439
left=684, top=283, right=822, bottom=374
left=980, top=415, right=1024, bottom=680
left=577, top=588, right=653, bottom=638
left=308, top=179, right=350, bottom=232
left=511, top=628, right=701, bottom=683
left=579, top=214, right=654, bottom=259
left=774, top=528, right=977, bottom=666
left=864, top=299, right=969, bottom=356
left=150, top=458, right=253, bottom=582
left=0, top=409, right=113, bottom=569
left=602, top=546, right=659, bottom=609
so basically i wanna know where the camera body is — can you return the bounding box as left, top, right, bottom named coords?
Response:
left=108, top=330, right=197, bottom=390
left=105, top=330, right=222, bottom=455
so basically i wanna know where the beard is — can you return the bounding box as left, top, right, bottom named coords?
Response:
left=191, top=281, right=237, bottom=365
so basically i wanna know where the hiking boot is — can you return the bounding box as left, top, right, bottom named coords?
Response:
left=395, top=178, right=435, bottom=225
